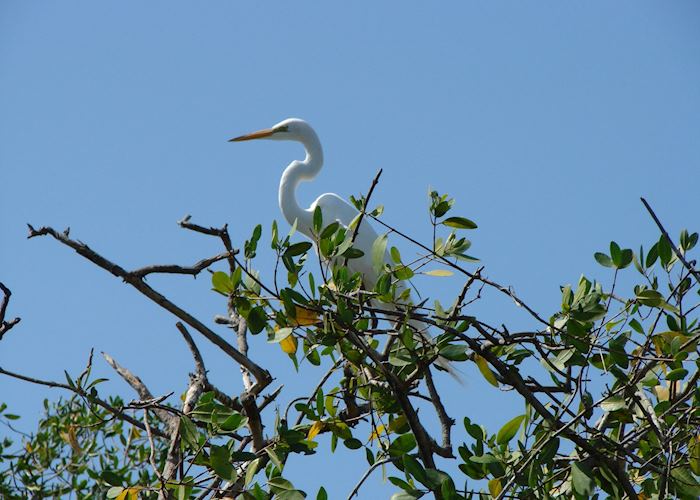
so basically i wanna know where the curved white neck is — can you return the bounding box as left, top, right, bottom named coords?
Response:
left=278, top=131, right=324, bottom=237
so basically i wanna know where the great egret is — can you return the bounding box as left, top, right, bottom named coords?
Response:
left=230, top=118, right=457, bottom=378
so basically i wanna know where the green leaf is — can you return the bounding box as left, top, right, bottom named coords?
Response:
left=320, top=221, right=340, bottom=240
left=394, top=265, right=414, bottom=281
left=666, top=368, right=688, bottom=381
left=539, top=437, right=559, bottom=464
left=403, top=454, right=428, bottom=487
left=640, top=371, right=659, bottom=387
left=343, top=438, right=363, bottom=449
left=388, top=433, right=417, bottom=457
left=496, top=414, right=525, bottom=445
left=689, top=435, right=700, bottom=475
left=469, top=453, right=498, bottom=464
left=636, top=289, right=663, bottom=307
left=276, top=490, right=306, bottom=500
left=609, top=241, right=621, bottom=266
left=244, top=458, right=260, bottom=487
left=646, top=242, right=658, bottom=267
left=658, top=234, right=672, bottom=266
left=439, top=344, right=468, bottom=362
left=211, top=271, right=233, bottom=294
left=179, top=415, right=200, bottom=449
left=268, top=477, right=298, bottom=494
left=220, top=413, right=247, bottom=431
left=670, top=467, right=700, bottom=497
left=313, top=206, right=323, bottom=234
left=619, top=248, right=633, bottom=268
left=372, top=234, right=388, bottom=274
left=285, top=241, right=313, bottom=257
left=600, top=396, right=626, bottom=412
left=433, top=200, right=452, bottom=217
left=271, top=220, right=279, bottom=248
left=210, top=445, right=237, bottom=481
left=594, top=252, right=613, bottom=268
left=390, top=492, right=422, bottom=500
left=629, top=318, right=644, bottom=334
left=101, top=470, right=123, bottom=487
left=246, top=307, right=267, bottom=334
left=106, top=487, right=124, bottom=499
left=442, top=217, right=477, bottom=229
left=463, top=417, right=484, bottom=441
left=571, top=461, right=594, bottom=496
left=316, top=487, right=328, bottom=500
left=390, top=246, right=402, bottom=264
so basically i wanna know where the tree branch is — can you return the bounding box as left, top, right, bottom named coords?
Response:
left=101, top=352, right=177, bottom=430
left=0, top=365, right=167, bottom=438
left=27, top=224, right=272, bottom=394
left=0, top=282, right=21, bottom=340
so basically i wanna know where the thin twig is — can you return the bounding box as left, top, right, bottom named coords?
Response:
left=640, top=197, right=700, bottom=286
left=344, top=168, right=383, bottom=267
left=347, top=458, right=395, bottom=500
left=0, top=282, right=21, bottom=340
left=0, top=365, right=166, bottom=438
left=102, top=352, right=177, bottom=429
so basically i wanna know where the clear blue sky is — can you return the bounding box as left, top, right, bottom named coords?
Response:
left=1, top=2, right=699, bottom=497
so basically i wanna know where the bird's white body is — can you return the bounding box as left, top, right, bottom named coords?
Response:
left=238, top=118, right=382, bottom=287
left=231, top=118, right=458, bottom=379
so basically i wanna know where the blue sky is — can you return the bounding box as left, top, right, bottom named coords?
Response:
left=1, top=1, right=699, bottom=497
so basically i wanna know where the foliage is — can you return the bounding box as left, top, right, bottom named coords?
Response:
left=1, top=188, right=699, bottom=499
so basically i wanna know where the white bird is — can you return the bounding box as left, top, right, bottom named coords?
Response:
left=230, top=118, right=458, bottom=379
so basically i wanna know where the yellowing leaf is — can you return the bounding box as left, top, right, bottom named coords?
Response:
left=126, top=487, right=142, bottom=500
left=369, top=424, right=386, bottom=441
left=488, top=478, right=503, bottom=497
left=60, top=426, right=82, bottom=455
left=67, top=425, right=81, bottom=455
left=424, top=269, right=454, bottom=277
left=654, top=385, right=669, bottom=402
left=307, top=421, right=323, bottom=441
left=279, top=334, right=298, bottom=354
left=690, top=435, right=700, bottom=475
left=293, top=306, right=320, bottom=326
left=474, top=354, right=499, bottom=387
left=388, top=415, right=407, bottom=433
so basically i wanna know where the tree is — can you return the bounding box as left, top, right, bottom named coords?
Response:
left=1, top=175, right=699, bottom=499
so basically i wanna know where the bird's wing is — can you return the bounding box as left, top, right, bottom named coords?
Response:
left=311, top=192, right=381, bottom=285
left=310, top=192, right=361, bottom=227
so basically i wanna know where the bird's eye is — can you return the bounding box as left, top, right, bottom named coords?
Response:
left=275, top=125, right=289, bottom=133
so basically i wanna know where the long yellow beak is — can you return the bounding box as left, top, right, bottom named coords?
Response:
left=228, top=128, right=276, bottom=142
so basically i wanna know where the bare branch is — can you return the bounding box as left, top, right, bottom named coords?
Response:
left=27, top=224, right=272, bottom=394
left=130, top=252, right=231, bottom=279
left=424, top=366, right=454, bottom=455
left=102, top=352, right=178, bottom=430
left=240, top=393, right=264, bottom=452
left=0, top=282, right=21, bottom=340
left=175, top=322, right=206, bottom=378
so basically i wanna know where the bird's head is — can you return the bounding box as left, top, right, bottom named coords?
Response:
left=229, top=118, right=315, bottom=143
